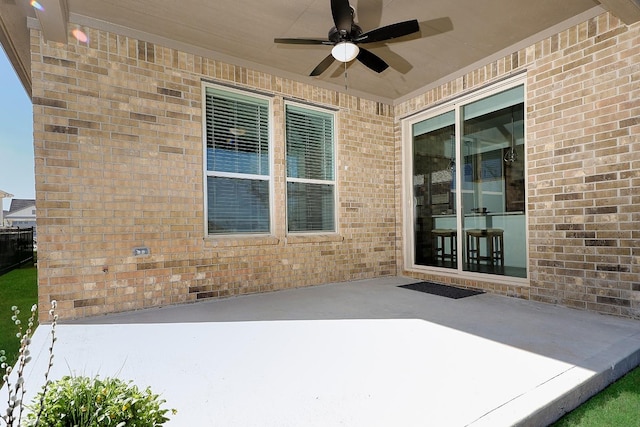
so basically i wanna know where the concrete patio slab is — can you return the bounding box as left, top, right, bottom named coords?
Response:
left=6, top=276, right=640, bottom=426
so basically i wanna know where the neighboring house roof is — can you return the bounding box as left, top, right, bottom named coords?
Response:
left=6, top=200, right=36, bottom=227
left=0, top=190, right=13, bottom=198
left=9, top=199, right=35, bottom=213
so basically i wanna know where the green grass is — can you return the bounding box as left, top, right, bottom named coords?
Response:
left=0, top=263, right=38, bottom=374
left=552, top=365, right=640, bottom=426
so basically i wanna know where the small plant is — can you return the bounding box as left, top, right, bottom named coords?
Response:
left=24, top=376, right=175, bottom=427
left=2, top=302, right=175, bottom=427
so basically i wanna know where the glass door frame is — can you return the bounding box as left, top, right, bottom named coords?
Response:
left=401, top=75, right=529, bottom=284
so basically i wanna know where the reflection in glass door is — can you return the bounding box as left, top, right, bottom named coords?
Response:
left=412, top=111, right=457, bottom=269
left=410, top=83, right=527, bottom=279
left=461, top=88, right=526, bottom=278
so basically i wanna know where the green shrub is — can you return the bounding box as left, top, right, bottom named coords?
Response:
left=25, top=375, right=175, bottom=427
left=2, top=302, right=175, bottom=427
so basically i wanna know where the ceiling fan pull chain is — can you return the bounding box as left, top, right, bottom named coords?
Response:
left=344, top=60, right=348, bottom=90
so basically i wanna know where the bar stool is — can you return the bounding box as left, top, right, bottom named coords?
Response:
left=465, top=228, right=504, bottom=266
left=432, top=229, right=457, bottom=263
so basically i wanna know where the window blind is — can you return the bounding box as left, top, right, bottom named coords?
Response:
left=285, top=105, right=334, bottom=181
left=205, top=87, right=269, bottom=176
left=207, top=177, right=270, bottom=234
left=287, top=182, right=335, bottom=232
left=285, top=104, right=335, bottom=233
left=204, top=87, right=271, bottom=235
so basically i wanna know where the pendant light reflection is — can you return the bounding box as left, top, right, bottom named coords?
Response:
left=504, top=106, right=518, bottom=164
left=448, top=134, right=455, bottom=172
left=30, top=1, right=44, bottom=11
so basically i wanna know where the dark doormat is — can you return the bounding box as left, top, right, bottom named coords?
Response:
left=398, top=282, right=484, bottom=299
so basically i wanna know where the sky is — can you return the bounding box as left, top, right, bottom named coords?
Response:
left=0, top=46, right=34, bottom=211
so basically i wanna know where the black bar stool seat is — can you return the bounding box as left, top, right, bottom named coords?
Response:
left=432, top=229, right=457, bottom=263
left=465, top=228, right=504, bottom=266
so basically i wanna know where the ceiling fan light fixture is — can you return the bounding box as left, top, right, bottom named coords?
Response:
left=331, top=41, right=359, bottom=62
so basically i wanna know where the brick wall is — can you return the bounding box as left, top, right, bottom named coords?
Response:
left=32, top=28, right=397, bottom=320
left=32, top=11, right=639, bottom=321
left=396, top=12, right=640, bottom=318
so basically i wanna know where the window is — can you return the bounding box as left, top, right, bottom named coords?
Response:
left=204, top=86, right=271, bottom=235
left=285, top=104, right=336, bottom=233
left=406, top=80, right=527, bottom=279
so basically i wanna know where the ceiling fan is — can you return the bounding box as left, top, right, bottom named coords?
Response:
left=274, top=0, right=420, bottom=76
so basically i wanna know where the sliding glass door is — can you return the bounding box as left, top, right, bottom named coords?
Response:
left=412, top=112, right=457, bottom=269
left=409, top=82, right=527, bottom=279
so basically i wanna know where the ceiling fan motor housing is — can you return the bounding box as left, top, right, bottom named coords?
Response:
left=328, top=24, right=363, bottom=43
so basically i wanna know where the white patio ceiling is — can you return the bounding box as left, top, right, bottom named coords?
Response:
left=1, top=0, right=639, bottom=103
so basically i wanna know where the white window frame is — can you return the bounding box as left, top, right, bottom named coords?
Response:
left=202, top=82, right=274, bottom=237
left=284, top=101, right=338, bottom=235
